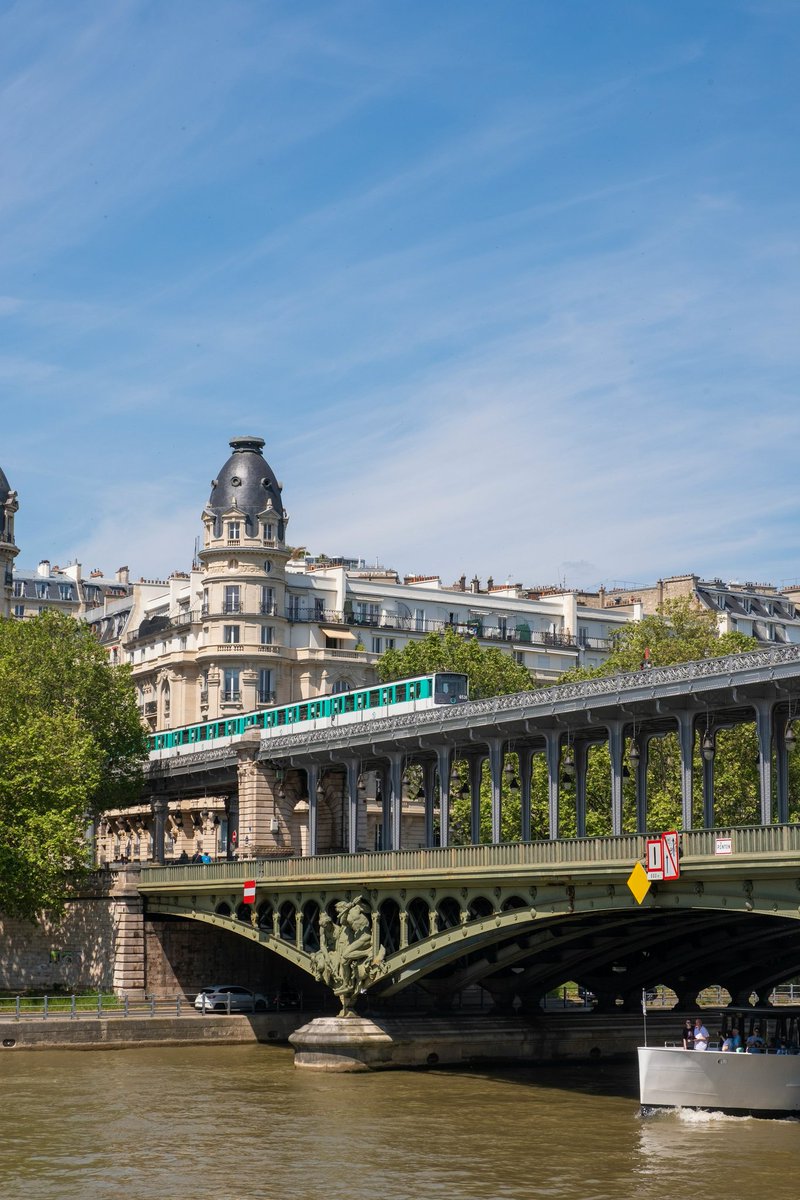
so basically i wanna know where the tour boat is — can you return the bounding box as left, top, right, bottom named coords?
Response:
left=638, top=1044, right=800, bottom=1117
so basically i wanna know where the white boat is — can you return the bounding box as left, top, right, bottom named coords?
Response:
left=638, top=1044, right=800, bottom=1117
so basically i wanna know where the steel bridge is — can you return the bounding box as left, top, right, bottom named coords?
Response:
left=139, top=824, right=800, bottom=1012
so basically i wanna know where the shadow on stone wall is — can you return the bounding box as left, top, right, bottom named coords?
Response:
left=145, top=917, right=329, bottom=1007
left=0, top=897, right=118, bottom=993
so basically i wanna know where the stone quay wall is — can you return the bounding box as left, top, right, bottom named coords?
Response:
left=0, top=868, right=144, bottom=996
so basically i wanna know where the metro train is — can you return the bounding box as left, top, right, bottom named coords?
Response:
left=148, top=672, right=469, bottom=761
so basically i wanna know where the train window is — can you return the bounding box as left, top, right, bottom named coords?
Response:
left=299, top=704, right=309, bottom=722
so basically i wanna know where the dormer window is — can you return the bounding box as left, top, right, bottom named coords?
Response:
left=263, top=522, right=275, bottom=541
left=227, top=521, right=241, bottom=541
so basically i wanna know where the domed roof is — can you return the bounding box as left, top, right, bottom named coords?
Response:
left=206, top=436, right=285, bottom=537
left=0, top=463, right=11, bottom=506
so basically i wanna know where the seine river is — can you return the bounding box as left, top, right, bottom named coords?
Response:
left=1, top=1045, right=798, bottom=1200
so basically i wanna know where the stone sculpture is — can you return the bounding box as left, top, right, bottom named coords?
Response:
left=310, top=896, right=386, bottom=1016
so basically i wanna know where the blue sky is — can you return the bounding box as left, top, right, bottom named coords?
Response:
left=2, top=0, right=799, bottom=590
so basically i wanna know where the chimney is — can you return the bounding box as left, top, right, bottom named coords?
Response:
left=470, top=576, right=480, bottom=594
left=459, top=574, right=467, bottom=592
left=90, top=569, right=103, bottom=578
left=37, top=560, right=50, bottom=578
left=116, top=566, right=130, bottom=585
left=487, top=576, right=494, bottom=591
left=64, top=562, right=82, bottom=582
left=598, top=585, right=606, bottom=607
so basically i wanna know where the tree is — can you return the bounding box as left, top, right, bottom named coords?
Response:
left=0, top=611, right=149, bottom=920
left=377, top=626, right=533, bottom=699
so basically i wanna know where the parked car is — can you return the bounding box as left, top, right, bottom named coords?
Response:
left=194, top=985, right=269, bottom=1013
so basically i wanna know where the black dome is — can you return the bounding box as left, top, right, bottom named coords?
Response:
left=0, top=464, right=11, bottom=507
left=207, top=436, right=285, bottom=537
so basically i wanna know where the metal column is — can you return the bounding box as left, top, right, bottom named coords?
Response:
left=345, top=759, right=359, bottom=854
left=487, top=737, right=504, bottom=844
left=754, top=700, right=774, bottom=825
left=675, top=711, right=695, bottom=832
left=305, top=764, right=319, bottom=857
left=388, top=753, right=404, bottom=851
left=518, top=748, right=533, bottom=842
left=575, top=742, right=589, bottom=840
left=468, top=755, right=484, bottom=844
left=436, top=746, right=453, bottom=848
left=544, top=730, right=560, bottom=840
left=607, top=721, right=624, bottom=837
left=422, top=760, right=437, bottom=848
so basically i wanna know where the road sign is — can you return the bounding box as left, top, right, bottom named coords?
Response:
left=715, top=837, right=733, bottom=855
left=646, top=837, right=664, bottom=881
left=243, top=880, right=256, bottom=905
left=661, top=830, right=680, bottom=880
left=627, top=861, right=652, bottom=905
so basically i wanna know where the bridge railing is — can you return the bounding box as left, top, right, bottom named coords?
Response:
left=139, top=824, right=800, bottom=887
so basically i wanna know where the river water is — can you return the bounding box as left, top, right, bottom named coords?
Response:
left=1, top=1045, right=798, bottom=1200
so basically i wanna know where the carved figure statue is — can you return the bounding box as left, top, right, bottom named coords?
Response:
left=310, top=896, right=386, bottom=1016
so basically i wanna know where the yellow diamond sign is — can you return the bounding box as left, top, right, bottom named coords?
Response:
left=627, top=861, right=651, bottom=905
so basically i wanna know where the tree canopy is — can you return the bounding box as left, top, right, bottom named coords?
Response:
left=377, top=626, right=533, bottom=698
left=0, top=611, right=148, bottom=920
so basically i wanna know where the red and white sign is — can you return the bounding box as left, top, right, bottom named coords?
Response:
left=661, top=830, right=680, bottom=881
left=715, top=837, right=733, bottom=856
left=646, top=838, right=664, bottom=881
left=645, top=831, right=681, bottom=881
left=243, top=880, right=256, bottom=905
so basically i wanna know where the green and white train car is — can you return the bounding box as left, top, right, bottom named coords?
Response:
left=148, top=672, right=469, bottom=761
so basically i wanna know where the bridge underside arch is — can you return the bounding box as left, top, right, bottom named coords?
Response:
left=378, top=906, right=800, bottom=1010
left=146, top=884, right=800, bottom=1015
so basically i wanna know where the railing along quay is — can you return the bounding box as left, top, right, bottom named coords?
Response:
left=139, top=824, right=800, bottom=888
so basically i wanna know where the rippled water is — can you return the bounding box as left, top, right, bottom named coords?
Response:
left=1, top=1046, right=798, bottom=1200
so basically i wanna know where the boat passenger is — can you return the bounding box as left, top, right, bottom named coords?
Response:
left=681, top=1019, right=694, bottom=1050
left=745, top=1027, right=765, bottom=1053
left=721, top=1027, right=741, bottom=1052
left=693, top=1017, right=710, bottom=1051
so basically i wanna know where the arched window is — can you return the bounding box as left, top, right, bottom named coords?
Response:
left=332, top=679, right=352, bottom=695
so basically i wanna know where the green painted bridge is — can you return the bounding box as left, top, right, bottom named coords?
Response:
left=139, top=824, right=800, bottom=1013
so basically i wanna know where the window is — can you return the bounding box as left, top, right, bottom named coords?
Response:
left=258, top=668, right=273, bottom=704
left=179, top=636, right=187, bottom=651
left=261, top=625, right=274, bottom=645
left=314, top=597, right=324, bottom=620
left=261, top=585, right=275, bottom=615
left=223, top=668, right=240, bottom=702
left=59, top=584, right=72, bottom=601
left=354, top=601, right=379, bottom=626
left=497, top=617, right=507, bottom=639
left=224, top=585, right=240, bottom=614
left=371, top=637, right=382, bottom=654
left=13, top=580, right=23, bottom=597
left=386, top=638, right=395, bottom=650
left=223, top=624, right=240, bottom=644
left=262, top=522, right=275, bottom=541
left=414, top=608, right=425, bottom=632
left=201, top=590, right=209, bottom=615
left=286, top=594, right=300, bottom=620
left=13, top=604, right=24, bottom=618
left=332, top=679, right=351, bottom=694
left=37, top=582, right=49, bottom=599
left=227, top=521, right=240, bottom=541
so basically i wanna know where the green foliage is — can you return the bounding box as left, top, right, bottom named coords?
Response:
left=0, top=611, right=148, bottom=920
left=378, top=626, right=533, bottom=698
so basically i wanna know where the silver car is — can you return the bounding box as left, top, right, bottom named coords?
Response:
left=194, top=984, right=269, bottom=1013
